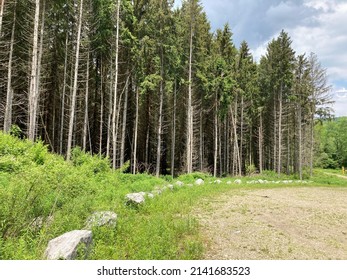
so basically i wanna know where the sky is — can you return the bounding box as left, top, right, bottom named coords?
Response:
left=175, top=0, right=347, bottom=117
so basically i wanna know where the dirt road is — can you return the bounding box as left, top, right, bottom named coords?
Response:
left=195, top=187, right=347, bottom=260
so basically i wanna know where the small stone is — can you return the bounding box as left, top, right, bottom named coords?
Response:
left=152, top=189, right=162, bottom=196
left=85, top=211, right=117, bottom=229
left=258, top=179, right=264, bottom=184
left=45, top=230, right=92, bottom=260
left=226, top=181, right=232, bottom=185
left=147, top=193, right=155, bottom=199
left=214, top=179, right=222, bottom=184
left=234, top=179, right=242, bottom=184
left=125, top=192, right=145, bottom=205
left=195, top=178, right=204, bottom=185
left=175, top=181, right=184, bottom=187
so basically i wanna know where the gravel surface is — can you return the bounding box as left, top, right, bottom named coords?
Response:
left=195, top=187, right=347, bottom=260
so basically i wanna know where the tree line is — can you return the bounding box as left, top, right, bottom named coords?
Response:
left=0, top=0, right=332, bottom=178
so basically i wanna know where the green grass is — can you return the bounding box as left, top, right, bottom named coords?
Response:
left=0, top=132, right=346, bottom=260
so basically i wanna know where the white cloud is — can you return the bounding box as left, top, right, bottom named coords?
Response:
left=334, top=88, right=347, bottom=117
left=248, top=1, right=347, bottom=116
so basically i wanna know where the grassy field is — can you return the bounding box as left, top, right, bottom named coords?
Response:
left=0, top=132, right=346, bottom=260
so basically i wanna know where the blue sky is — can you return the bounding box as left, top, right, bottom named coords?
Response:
left=175, top=0, right=347, bottom=116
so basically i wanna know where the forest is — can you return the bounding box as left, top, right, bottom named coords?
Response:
left=0, top=0, right=334, bottom=179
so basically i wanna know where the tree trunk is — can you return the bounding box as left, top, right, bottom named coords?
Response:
left=0, top=0, right=5, bottom=37
left=156, top=52, right=164, bottom=177
left=171, top=80, right=176, bottom=177
left=199, top=97, right=203, bottom=171
left=28, top=0, right=41, bottom=140
left=112, top=0, right=120, bottom=169
left=278, top=85, right=283, bottom=175
left=186, top=5, right=194, bottom=174
left=133, top=85, right=139, bottom=175
left=83, top=51, right=90, bottom=151
left=240, top=94, right=244, bottom=172
left=99, top=60, right=104, bottom=155
left=273, top=98, right=277, bottom=171
left=258, top=110, right=263, bottom=174
left=230, top=102, right=241, bottom=176
left=309, top=107, right=314, bottom=177
left=120, top=74, right=129, bottom=167
left=66, top=0, right=83, bottom=161
left=59, top=34, right=69, bottom=155
left=213, top=93, right=218, bottom=177
left=3, top=1, right=16, bottom=133
left=298, top=103, right=303, bottom=180
left=106, top=59, right=113, bottom=158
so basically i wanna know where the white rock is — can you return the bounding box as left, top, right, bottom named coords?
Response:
left=214, top=179, right=222, bottom=184
left=125, top=192, right=145, bottom=205
left=234, top=179, right=242, bottom=184
left=195, top=179, right=204, bottom=185
left=226, top=181, right=232, bottom=185
left=45, top=230, right=92, bottom=260
left=175, top=181, right=184, bottom=187
left=258, top=179, right=264, bottom=184
left=147, top=193, right=155, bottom=199
left=85, top=211, right=117, bottom=229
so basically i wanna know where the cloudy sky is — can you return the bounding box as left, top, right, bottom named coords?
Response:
left=175, top=0, right=347, bottom=116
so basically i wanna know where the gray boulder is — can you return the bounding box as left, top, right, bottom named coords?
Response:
left=147, top=193, right=155, bottom=199
left=195, top=178, right=204, bottom=185
left=175, top=181, right=184, bottom=187
left=45, top=230, right=92, bottom=260
left=125, top=192, right=145, bottom=205
left=85, top=211, right=117, bottom=229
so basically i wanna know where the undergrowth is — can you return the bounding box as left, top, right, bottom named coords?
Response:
left=0, top=132, right=346, bottom=259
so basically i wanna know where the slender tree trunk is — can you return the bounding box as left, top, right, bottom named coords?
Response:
left=156, top=51, right=164, bottom=177
left=187, top=6, right=194, bottom=174
left=278, top=85, right=283, bottom=175
left=36, top=0, right=44, bottom=98
left=240, top=94, right=244, bottom=172
left=120, top=74, right=129, bottom=167
left=59, top=34, right=69, bottom=155
left=106, top=59, right=113, bottom=158
left=219, top=122, right=223, bottom=175
left=309, top=107, right=314, bottom=177
left=213, top=93, right=218, bottom=177
left=99, top=60, right=104, bottom=155
left=273, top=98, right=277, bottom=171
left=83, top=51, right=90, bottom=151
left=199, top=98, right=203, bottom=171
left=230, top=103, right=241, bottom=176
left=171, top=80, right=176, bottom=177
left=28, top=0, right=41, bottom=140
left=66, top=0, right=83, bottom=160
left=3, top=1, right=16, bottom=133
left=112, top=0, right=120, bottom=169
left=258, top=111, right=263, bottom=174
left=133, top=85, right=139, bottom=175
left=298, top=103, right=303, bottom=180
left=0, top=0, right=4, bottom=37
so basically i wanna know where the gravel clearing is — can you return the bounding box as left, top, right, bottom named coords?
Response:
left=194, top=187, right=347, bottom=260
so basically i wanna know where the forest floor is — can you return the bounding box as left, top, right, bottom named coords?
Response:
left=194, top=186, right=347, bottom=260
